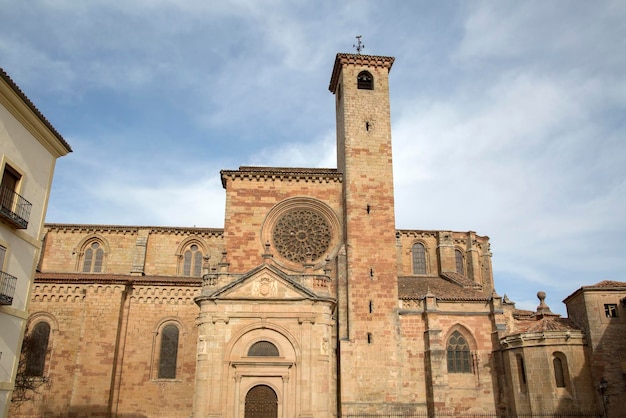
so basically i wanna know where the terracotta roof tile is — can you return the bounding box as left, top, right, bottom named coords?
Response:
left=329, top=53, right=395, bottom=92
left=512, top=309, right=535, bottom=319
left=514, top=317, right=580, bottom=333
left=398, top=276, right=489, bottom=301
left=563, top=280, right=626, bottom=303
left=589, top=280, right=626, bottom=288
left=441, top=271, right=483, bottom=290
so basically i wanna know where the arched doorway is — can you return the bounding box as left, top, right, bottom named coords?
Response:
left=244, top=384, right=278, bottom=418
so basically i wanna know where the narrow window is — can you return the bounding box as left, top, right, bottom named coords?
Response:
left=517, top=354, right=527, bottom=391
left=193, top=250, right=202, bottom=276
left=183, top=251, right=192, bottom=276
left=367, top=333, right=373, bottom=344
left=248, top=341, right=279, bottom=357
left=553, top=356, right=566, bottom=388
left=369, top=300, right=373, bottom=313
left=447, top=330, right=471, bottom=373
left=605, top=304, right=618, bottom=318
left=412, top=243, right=427, bottom=274
left=158, top=325, right=179, bottom=379
left=455, top=249, right=465, bottom=275
left=357, top=71, right=373, bottom=90
left=82, top=241, right=104, bottom=273
left=26, top=322, right=50, bottom=376
left=183, top=244, right=203, bottom=277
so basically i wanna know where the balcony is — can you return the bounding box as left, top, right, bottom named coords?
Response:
left=0, top=185, right=31, bottom=229
left=0, top=270, right=17, bottom=305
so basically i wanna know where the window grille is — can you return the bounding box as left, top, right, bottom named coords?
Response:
left=248, top=341, right=279, bottom=357
left=245, top=385, right=278, bottom=417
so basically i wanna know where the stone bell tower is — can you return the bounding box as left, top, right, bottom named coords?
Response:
left=329, top=53, right=400, bottom=414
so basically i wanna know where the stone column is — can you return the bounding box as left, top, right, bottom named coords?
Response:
left=423, top=291, right=445, bottom=418
left=299, top=317, right=314, bottom=415
left=192, top=312, right=211, bottom=418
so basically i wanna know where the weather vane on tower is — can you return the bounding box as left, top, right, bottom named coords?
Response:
left=353, top=35, right=364, bottom=54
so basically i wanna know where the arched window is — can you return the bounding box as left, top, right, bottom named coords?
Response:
left=446, top=330, right=471, bottom=373
left=553, top=353, right=567, bottom=388
left=412, top=243, right=427, bottom=274
left=82, top=241, right=104, bottom=273
left=26, top=322, right=50, bottom=376
left=357, top=71, right=373, bottom=90
left=183, top=243, right=203, bottom=277
left=248, top=340, right=279, bottom=357
left=158, top=324, right=179, bottom=379
left=455, top=249, right=464, bottom=275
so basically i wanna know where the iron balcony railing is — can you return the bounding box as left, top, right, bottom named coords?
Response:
left=0, top=270, right=17, bottom=306
left=0, top=185, right=31, bottom=229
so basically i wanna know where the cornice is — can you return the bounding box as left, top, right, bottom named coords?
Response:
left=563, top=280, right=626, bottom=304
left=396, top=229, right=489, bottom=242
left=35, top=272, right=202, bottom=287
left=500, top=330, right=586, bottom=349
left=0, top=68, right=72, bottom=156
left=329, top=53, right=395, bottom=93
left=396, top=230, right=439, bottom=239
left=44, top=223, right=224, bottom=237
left=220, top=166, right=342, bottom=189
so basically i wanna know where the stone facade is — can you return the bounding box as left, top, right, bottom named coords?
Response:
left=10, top=53, right=625, bottom=417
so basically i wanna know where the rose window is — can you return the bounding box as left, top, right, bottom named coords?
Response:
left=272, top=209, right=331, bottom=264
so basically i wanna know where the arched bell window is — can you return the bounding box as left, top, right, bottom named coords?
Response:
left=357, top=71, right=373, bottom=90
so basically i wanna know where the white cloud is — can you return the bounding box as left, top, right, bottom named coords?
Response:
left=4, top=0, right=626, bottom=317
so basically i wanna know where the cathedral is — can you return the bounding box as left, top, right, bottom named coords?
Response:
left=11, top=53, right=626, bottom=417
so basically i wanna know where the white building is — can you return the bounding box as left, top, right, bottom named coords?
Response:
left=0, top=68, right=71, bottom=417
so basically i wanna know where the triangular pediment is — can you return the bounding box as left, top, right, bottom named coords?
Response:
left=212, top=264, right=319, bottom=301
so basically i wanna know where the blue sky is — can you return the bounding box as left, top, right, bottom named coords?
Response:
left=1, top=1, right=625, bottom=315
